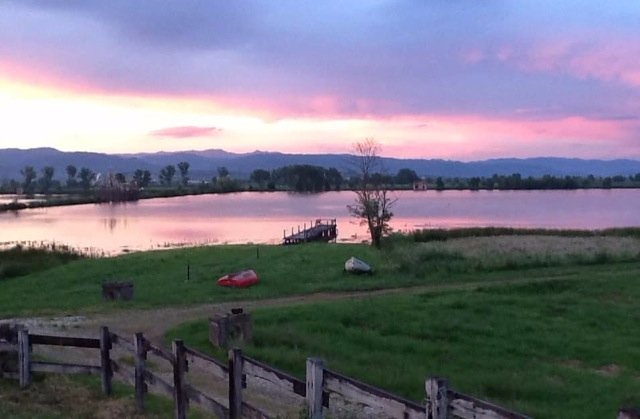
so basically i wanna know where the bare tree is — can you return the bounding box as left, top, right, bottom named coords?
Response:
left=347, top=138, right=396, bottom=248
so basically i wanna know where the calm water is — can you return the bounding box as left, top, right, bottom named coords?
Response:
left=0, top=190, right=638, bottom=254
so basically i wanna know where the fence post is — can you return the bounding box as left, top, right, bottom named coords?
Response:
left=306, top=357, right=324, bottom=419
left=134, top=332, right=146, bottom=412
left=18, top=328, right=30, bottom=388
left=100, top=326, right=112, bottom=395
left=172, top=339, right=187, bottom=419
left=426, top=377, right=448, bottom=419
left=228, top=347, right=243, bottom=419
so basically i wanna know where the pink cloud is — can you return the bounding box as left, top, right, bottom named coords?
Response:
left=508, top=34, right=640, bottom=88
left=150, top=126, right=222, bottom=138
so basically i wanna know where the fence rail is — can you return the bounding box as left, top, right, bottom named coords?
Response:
left=0, top=326, right=542, bottom=419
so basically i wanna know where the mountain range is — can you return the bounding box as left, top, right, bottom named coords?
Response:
left=1, top=147, right=640, bottom=181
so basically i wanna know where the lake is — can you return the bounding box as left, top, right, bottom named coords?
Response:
left=1, top=190, right=638, bottom=254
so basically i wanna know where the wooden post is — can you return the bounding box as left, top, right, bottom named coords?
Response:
left=187, top=263, right=190, bottom=281
left=134, top=332, right=146, bottom=412
left=228, top=348, right=243, bottom=419
left=256, top=246, right=259, bottom=259
left=172, top=339, right=187, bottom=419
left=426, top=377, right=448, bottom=419
left=100, top=326, right=112, bottom=395
left=306, top=358, right=324, bottom=419
left=18, top=328, right=30, bottom=388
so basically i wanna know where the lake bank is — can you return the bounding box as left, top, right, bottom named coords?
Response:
left=3, top=182, right=640, bottom=213
left=1, top=189, right=639, bottom=255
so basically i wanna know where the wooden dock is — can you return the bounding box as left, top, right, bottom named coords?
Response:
left=283, top=219, right=337, bottom=245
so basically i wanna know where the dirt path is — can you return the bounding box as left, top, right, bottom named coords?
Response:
left=6, top=273, right=573, bottom=341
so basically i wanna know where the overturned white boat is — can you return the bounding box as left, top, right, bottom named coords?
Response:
left=344, top=256, right=373, bottom=274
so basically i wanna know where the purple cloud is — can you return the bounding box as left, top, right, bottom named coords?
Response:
left=0, top=0, right=638, bottom=122
left=151, top=126, right=222, bottom=138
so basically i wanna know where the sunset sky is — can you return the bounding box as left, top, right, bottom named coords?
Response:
left=0, top=1, right=639, bottom=160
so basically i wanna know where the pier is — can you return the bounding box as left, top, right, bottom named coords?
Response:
left=283, top=219, right=337, bottom=245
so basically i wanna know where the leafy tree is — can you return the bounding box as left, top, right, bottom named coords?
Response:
left=133, top=169, right=152, bottom=187
left=177, top=161, right=190, bottom=186
left=394, top=168, right=419, bottom=185
left=469, top=177, right=481, bottom=190
left=271, top=165, right=327, bottom=192
left=612, top=175, right=626, bottom=183
left=326, top=167, right=343, bottom=190
left=347, top=138, right=396, bottom=248
left=66, top=165, right=77, bottom=187
left=435, top=177, right=445, bottom=190
left=217, top=166, right=229, bottom=178
left=39, top=166, right=55, bottom=194
left=20, top=166, right=37, bottom=194
left=78, top=167, right=95, bottom=191
left=159, top=165, right=176, bottom=185
left=250, top=169, right=271, bottom=187
left=114, top=173, right=126, bottom=184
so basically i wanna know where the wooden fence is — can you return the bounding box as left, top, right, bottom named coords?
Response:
left=0, top=326, right=537, bottom=418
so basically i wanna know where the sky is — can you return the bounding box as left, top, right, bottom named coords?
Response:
left=0, top=1, right=639, bottom=160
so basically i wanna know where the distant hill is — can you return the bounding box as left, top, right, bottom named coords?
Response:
left=1, top=147, right=639, bottom=181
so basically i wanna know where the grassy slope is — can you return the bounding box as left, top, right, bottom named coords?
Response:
left=2, top=236, right=640, bottom=317
left=167, top=262, right=640, bottom=419
left=0, top=244, right=386, bottom=317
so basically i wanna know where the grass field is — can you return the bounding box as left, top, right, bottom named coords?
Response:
left=2, top=232, right=640, bottom=417
left=167, top=261, right=640, bottom=419
left=1, top=232, right=639, bottom=317
left=0, top=374, right=192, bottom=419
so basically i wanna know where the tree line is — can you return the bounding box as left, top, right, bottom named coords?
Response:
left=3, top=162, right=640, bottom=195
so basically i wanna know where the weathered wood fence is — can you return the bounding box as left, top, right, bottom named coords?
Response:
left=0, top=327, right=538, bottom=418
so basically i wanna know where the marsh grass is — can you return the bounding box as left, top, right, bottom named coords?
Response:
left=407, top=226, right=640, bottom=242
left=168, top=264, right=640, bottom=419
left=0, top=244, right=83, bottom=280
left=389, top=235, right=640, bottom=275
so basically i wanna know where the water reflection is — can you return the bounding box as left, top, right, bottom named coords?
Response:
left=0, top=190, right=638, bottom=255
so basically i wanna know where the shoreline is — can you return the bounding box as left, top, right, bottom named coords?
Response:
left=2, top=184, right=640, bottom=213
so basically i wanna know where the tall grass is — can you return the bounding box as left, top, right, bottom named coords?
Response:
left=385, top=233, right=640, bottom=275
left=404, top=227, right=640, bottom=242
left=0, top=244, right=83, bottom=280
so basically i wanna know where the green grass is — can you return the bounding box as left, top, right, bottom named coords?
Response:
left=0, top=374, right=190, bottom=418
left=0, top=244, right=387, bottom=316
left=2, top=234, right=640, bottom=317
left=0, top=245, right=83, bottom=281
left=167, top=262, right=640, bottom=419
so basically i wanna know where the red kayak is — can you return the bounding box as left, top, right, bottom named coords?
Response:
left=217, top=270, right=259, bottom=288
